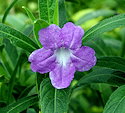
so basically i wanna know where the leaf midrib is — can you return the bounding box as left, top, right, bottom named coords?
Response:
left=0, top=30, right=36, bottom=51
left=97, top=60, right=125, bottom=72
left=7, top=96, right=37, bottom=113
left=78, top=73, right=125, bottom=85
left=83, top=17, right=125, bottom=39
left=112, top=96, right=125, bottom=113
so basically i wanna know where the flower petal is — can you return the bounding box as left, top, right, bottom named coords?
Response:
left=28, top=48, right=56, bottom=73
left=61, top=22, right=84, bottom=49
left=49, top=63, right=75, bottom=89
left=39, top=24, right=61, bottom=50
left=71, top=46, right=96, bottom=71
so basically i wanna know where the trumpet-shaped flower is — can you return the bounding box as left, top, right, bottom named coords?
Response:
left=28, top=22, right=96, bottom=89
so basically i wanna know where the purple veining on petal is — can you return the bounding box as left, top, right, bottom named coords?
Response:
left=29, top=48, right=54, bottom=62
left=28, top=22, right=97, bottom=89
left=39, top=24, right=62, bottom=50
left=71, top=46, right=96, bottom=71
left=29, top=48, right=56, bottom=74
left=61, top=22, right=84, bottom=49
left=49, top=63, right=75, bottom=89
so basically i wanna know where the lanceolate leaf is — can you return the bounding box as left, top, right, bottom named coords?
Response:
left=120, top=28, right=125, bottom=57
left=76, top=68, right=125, bottom=88
left=84, top=37, right=109, bottom=57
left=76, top=9, right=115, bottom=25
left=39, top=0, right=57, bottom=24
left=7, top=53, right=27, bottom=104
left=3, top=39, right=18, bottom=67
left=33, top=19, right=49, bottom=48
left=96, top=57, right=125, bottom=73
left=22, top=6, right=36, bottom=22
left=0, top=95, right=38, bottom=113
left=59, top=0, right=67, bottom=27
left=0, top=23, right=39, bottom=53
left=40, top=78, right=70, bottom=113
left=82, top=14, right=125, bottom=42
left=53, top=0, right=59, bottom=25
left=103, top=85, right=125, bottom=113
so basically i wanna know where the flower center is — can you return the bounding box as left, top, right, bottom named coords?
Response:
left=55, top=47, right=71, bottom=67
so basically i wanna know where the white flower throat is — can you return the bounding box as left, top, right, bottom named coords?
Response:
left=55, top=47, right=71, bottom=66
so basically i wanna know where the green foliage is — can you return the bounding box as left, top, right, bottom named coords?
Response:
left=103, top=85, right=125, bottom=113
left=39, top=0, right=58, bottom=24
left=53, top=0, right=59, bottom=25
left=96, top=57, right=125, bottom=72
left=84, top=37, right=110, bottom=57
left=2, top=0, right=18, bottom=23
left=40, top=78, right=70, bottom=113
left=0, top=0, right=125, bottom=113
left=33, top=19, right=49, bottom=48
left=22, top=6, right=36, bottom=22
left=120, top=28, right=125, bottom=57
left=76, top=9, right=115, bottom=25
left=3, top=39, right=18, bottom=66
left=0, top=23, right=39, bottom=53
left=76, top=68, right=125, bottom=87
left=0, top=95, right=38, bottom=113
left=83, top=14, right=125, bottom=42
left=7, top=53, right=27, bottom=104
left=59, top=0, right=67, bottom=27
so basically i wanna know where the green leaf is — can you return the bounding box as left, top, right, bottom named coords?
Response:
left=120, top=28, right=125, bottom=57
left=84, top=37, right=109, bottom=57
left=59, top=0, right=67, bottom=27
left=76, top=68, right=125, bottom=88
left=66, top=0, right=79, bottom=3
left=83, top=14, right=125, bottom=42
left=22, top=6, right=36, bottom=22
left=33, top=19, right=49, bottom=48
left=18, top=85, right=34, bottom=98
left=0, top=95, right=38, bottom=113
left=40, top=78, right=70, bottom=113
left=7, top=53, right=27, bottom=104
left=2, top=0, right=18, bottom=23
left=0, top=48, right=12, bottom=79
left=0, top=83, right=8, bottom=104
left=91, top=84, right=112, bottom=105
left=38, top=0, right=57, bottom=24
left=0, top=76, right=5, bottom=82
left=96, top=57, right=125, bottom=73
left=76, top=9, right=115, bottom=25
left=3, top=39, right=18, bottom=67
left=27, top=108, right=37, bottom=113
left=0, top=23, right=39, bottom=53
left=103, top=85, right=125, bottom=113
left=53, top=0, right=59, bottom=25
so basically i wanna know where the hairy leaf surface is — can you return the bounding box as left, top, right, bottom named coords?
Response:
left=40, top=78, right=70, bottom=113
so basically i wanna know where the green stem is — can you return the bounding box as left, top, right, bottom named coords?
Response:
left=2, top=0, right=18, bottom=23
left=54, top=88, right=57, bottom=113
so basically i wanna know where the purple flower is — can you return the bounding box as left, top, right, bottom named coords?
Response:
left=28, top=22, right=96, bottom=89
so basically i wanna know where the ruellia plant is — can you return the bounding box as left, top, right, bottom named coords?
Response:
left=0, top=0, right=125, bottom=113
